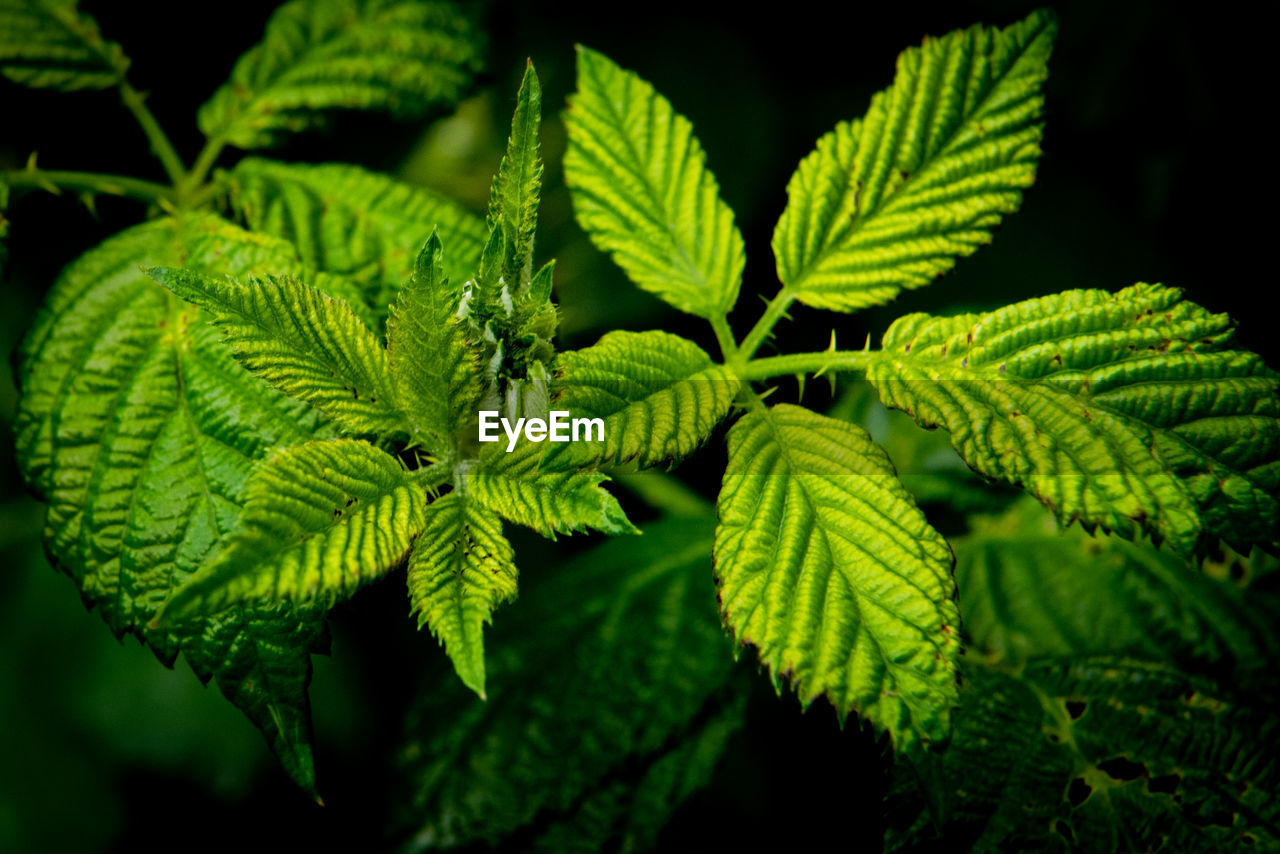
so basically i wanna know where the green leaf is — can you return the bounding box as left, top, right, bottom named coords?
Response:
left=486, top=59, right=543, bottom=288
left=773, top=10, right=1056, bottom=312
left=158, top=439, right=434, bottom=623
left=866, top=283, right=1280, bottom=555
left=406, top=491, right=516, bottom=698
left=386, top=231, right=481, bottom=454
left=715, top=403, right=958, bottom=749
left=564, top=46, right=745, bottom=319
left=526, top=694, right=745, bottom=854
left=12, top=213, right=350, bottom=793
left=147, top=265, right=407, bottom=438
left=0, top=0, right=127, bottom=90
left=227, top=157, right=487, bottom=310
left=394, top=514, right=742, bottom=849
left=886, top=659, right=1280, bottom=853
left=543, top=329, right=739, bottom=471
left=470, top=442, right=637, bottom=538
left=198, top=0, right=483, bottom=149
left=955, top=497, right=1280, bottom=677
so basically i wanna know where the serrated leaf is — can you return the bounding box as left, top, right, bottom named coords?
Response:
left=158, top=438, right=433, bottom=623
left=866, top=283, right=1280, bottom=555
left=714, top=403, right=958, bottom=749
left=0, top=0, right=127, bottom=90
left=486, top=59, right=543, bottom=289
left=386, top=231, right=481, bottom=454
left=955, top=497, right=1280, bottom=677
left=471, top=440, right=637, bottom=538
left=773, top=10, right=1056, bottom=312
left=395, top=514, right=742, bottom=850
left=886, top=659, right=1280, bottom=853
left=544, top=329, right=739, bottom=471
left=198, top=0, right=482, bottom=149
left=406, top=491, right=516, bottom=698
left=12, top=213, right=352, bottom=793
left=564, top=46, right=745, bottom=319
left=147, top=265, right=407, bottom=438
left=227, top=157, right=487, bottom=311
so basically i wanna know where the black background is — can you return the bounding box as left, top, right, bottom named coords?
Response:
left=2, top=0, right=1276, bottom=850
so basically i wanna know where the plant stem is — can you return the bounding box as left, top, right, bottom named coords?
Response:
left=179, top=136, right=227, bottom=205
left=740, top=349, right=873, bottom=381
left=709, top=314, right=740, bottom=367
left=3, top=167, right=175, bottom=204
left=613, top=472, right=709, bottom=518
left=739, top=288, right=795, bottom=360
left=119, top=84, right=187, bottom=187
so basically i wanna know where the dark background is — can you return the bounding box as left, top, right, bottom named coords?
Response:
left=1, top=0, right=1275, bottom=850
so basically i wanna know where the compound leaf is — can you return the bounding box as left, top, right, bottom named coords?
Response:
left=228, top=157, right=487, bottom=310
left=866, top=283, right=1280, bottom=555
left=407, top=491, right=516, bottom=698
left=471, top=441, right=636, bottom=538
left=158, top=438, right=433, bottom=623
left=543, top=329, right=739, bottom=471
left=486, top=59, right=543, bottom=288
left=147, top=265, right=407, bottom=438
left=564, top=46, right=745, bottom=319
left=386, top=230, right=481, bottom=454
left=198, top=0, right=483, bottom=149
left=395, top=514, right=742, bottom=849
left=715, top=403, right=958, bottom=750
left=774, top=10, right=1056, bottom=311
left=0, top=0, right=127, bottom=90
left=12, top=213, right=350, bottom=793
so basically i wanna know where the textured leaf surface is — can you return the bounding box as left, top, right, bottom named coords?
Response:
left=159, top=439, right=432, bottom=622
left=228, top=157, right=486, bottom=309
left=0, top=0, right=127, bottom=90
left=12, top=214, right=348, bottom=792
left=471, top=441, right=636, bottom=538
left=486, top=60, right=543, bottom=288
left=386, top=231, right=480, bottom=454
left=198, top=0, right=482, bottom=149
left=544, top=330, right=739, bottom=471
left=406, top=491, right=516, bottom=698
left=714, top=403, right=958, bottom=749
left=955, top=497, right=1279, bottom=676
left=564, top=46, right=745, bottom=318
left=886, top=659, right=1280, bottom=853
left=867, top=283, right=1280, bottom=554
left=395, top=515, right=741, bottom=850
left=773, top=10, right=1055, bottom=311
left=148, top=266, right=406, bottom=437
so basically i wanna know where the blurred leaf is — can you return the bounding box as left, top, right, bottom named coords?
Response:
left=199, top=0, right=483, bottom=149
left=394, top=514, right=741, bottom=850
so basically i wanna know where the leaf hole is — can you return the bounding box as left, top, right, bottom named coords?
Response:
left=1098, top=756, right=1148, bottom=781
left=1067, top=777, right=1092, bottom=806
left=1054, top=820, right=1075, bottom=844
left=1065, top=700, right=1087, bottom=720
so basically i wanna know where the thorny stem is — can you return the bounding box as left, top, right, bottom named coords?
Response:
left=740, top=349, right=873, bottom=381
left=3, top=167, right=175, bottom=205
left=739, top=288, right=795, bottom=360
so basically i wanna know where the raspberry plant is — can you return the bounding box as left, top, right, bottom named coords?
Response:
left=3, top=2, right=1277, bottom=850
